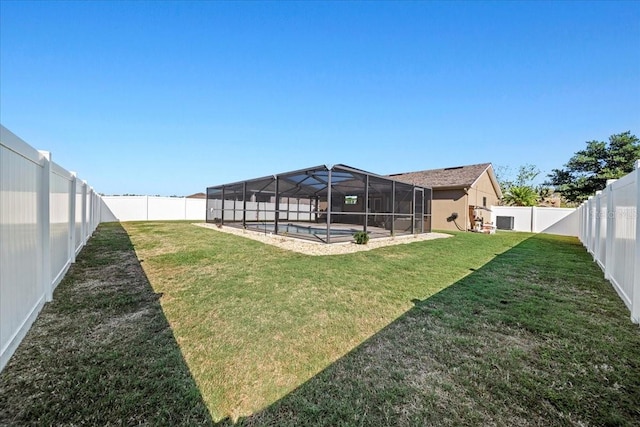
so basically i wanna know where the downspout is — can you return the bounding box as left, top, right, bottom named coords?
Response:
left=463, top=187, right=469, bottom=231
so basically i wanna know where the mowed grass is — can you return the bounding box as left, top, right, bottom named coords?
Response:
left=0, top=222, right=212, bottom=426
left=1, top=222, right=638, bottom=426
left=121, top=222, right=639, bottom=425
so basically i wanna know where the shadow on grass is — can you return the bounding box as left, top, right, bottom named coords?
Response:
left=221, top=234, right=640, bottom=426
left=0, top=223, right=213, bottom=426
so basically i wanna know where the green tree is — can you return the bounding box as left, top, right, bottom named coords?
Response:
left=496, top=164, right=540, bottom=190
left=502, top=185, right=539, bottom=206
left=546, top=131, right=640, bottom=203
left=496, top=164, right=541, bottom=206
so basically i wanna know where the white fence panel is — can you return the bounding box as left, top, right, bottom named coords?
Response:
left=608, top=172, right=637, bottom=312
left=186, top=198, right=205, bottom=220
left=101, top=196, right=148, bottom=221
left=491, top=206, right=532, bottom=231
left=1, top=125, right=102, bottom=372
left=578, top=162, right=640, bottom=324
left=490, top=206, right=578, bottom=236
left=101, top=196, right=206, bottom=222
left=84, top=188, right=93, bottom=242
left=1, top=132, right=44, bottom=374
left=148, top=196, right=187, bottom=220
left=533, top=208, right=578, bottom=235
left=50, top=162, right=73, bottom=289
left=202, top=199, right=317, bottom=223
left=589, top=199, right=597, bottom=254
left=596, top=191, right=607, bottom=268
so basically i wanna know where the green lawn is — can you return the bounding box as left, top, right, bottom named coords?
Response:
left=1, top=222, right=639, bottom=426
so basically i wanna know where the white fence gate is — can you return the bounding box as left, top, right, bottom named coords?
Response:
left=1, top=125, right=102, bottom=371
left=578, top=161, right=640, bottom=324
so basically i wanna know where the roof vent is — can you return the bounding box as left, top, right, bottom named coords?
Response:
left=444, top=166, right=463, bottom=171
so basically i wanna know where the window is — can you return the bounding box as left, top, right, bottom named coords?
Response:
left=483, top=196, right=487, bottom=207
left=345, top=195, right=358, bottom=205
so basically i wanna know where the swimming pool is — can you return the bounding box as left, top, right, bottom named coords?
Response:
left=246, top=223, right=358, bottom=237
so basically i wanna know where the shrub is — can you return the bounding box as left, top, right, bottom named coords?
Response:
left=353, top=231, right=370, bottom=245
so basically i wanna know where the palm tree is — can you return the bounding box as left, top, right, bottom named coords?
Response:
left=502, top=186, right=539, bottom=206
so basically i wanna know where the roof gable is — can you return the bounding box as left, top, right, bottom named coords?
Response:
left=389, top=163, right=491, bottom=188
left=389, top=163, right=503, bottom=198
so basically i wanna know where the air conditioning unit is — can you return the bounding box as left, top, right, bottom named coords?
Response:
left=496, top=216, right=515, bottom=230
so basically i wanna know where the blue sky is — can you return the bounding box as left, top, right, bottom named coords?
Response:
left=1, top=1, right=639, bottom=196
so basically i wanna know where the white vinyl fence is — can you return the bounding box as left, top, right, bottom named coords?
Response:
left=490, top=206, right=579, bottom=236
left=207, top=199, right=315, bottom=223
left=101, top=196, right=206, bottom=222
left=578, top=161, right=640, bottom=324
left=101, top=197, right=315, bottom=223
left=1, top=125, right=102, bottom=371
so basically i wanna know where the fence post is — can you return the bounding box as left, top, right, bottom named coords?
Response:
left=94, top=192, right=99, bottom=230
left=38, top=151, right=53, bottom=302
left=632, top=161, right=640, bottom=323
left=80, top=181, right=87, bottom=244
left=87, top=188, right=93, bottom=237
left=590, top=196, right=597, bottom=256
left=86, top=187, right=91, bottom=240
left=89, top=190, right=94, bottom=233
left=579, top=205, right=584, bottom=242
left=96, top=192, right=102, bottom=227
left=530, top=206, right=536, bottom=232
left=69, top=172, right=77, bottom=263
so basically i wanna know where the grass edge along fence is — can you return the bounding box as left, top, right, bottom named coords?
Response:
left=577, top=160, right=640, bottom=324
left=0, top=125, right=103, bottom=372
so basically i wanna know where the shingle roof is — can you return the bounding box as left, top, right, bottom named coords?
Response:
left=186, top=192, right=206, bottom=199
left=389, top=163, right=493, bottom=189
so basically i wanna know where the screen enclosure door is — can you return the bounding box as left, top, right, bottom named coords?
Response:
left=413, top=188, right=424, bottom=234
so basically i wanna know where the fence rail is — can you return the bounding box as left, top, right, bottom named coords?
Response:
left=1, top=125, right=102, bottom=371
left=578, top=161, right=640, bottom=324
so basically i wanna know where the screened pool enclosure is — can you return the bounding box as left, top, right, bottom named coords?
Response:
left=206, top=164, right=432, bottom=243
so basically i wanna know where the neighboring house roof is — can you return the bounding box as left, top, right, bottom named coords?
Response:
left=187, top=192, right=206, bottom=199
left=389, top=163, right=503, bottom=198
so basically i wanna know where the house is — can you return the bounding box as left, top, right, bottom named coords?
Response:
left=389, top=163, right=502, bottom=232
left=186, top=192, right=206, bottom=199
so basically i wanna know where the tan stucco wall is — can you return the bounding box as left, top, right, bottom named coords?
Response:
left=468, top=172, right=500, bottom=207
left=432, top=189, right=467, bottom=231
left=431, top=171, right=502, bottom=231
left=467, top=171, right=501, bottom=225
